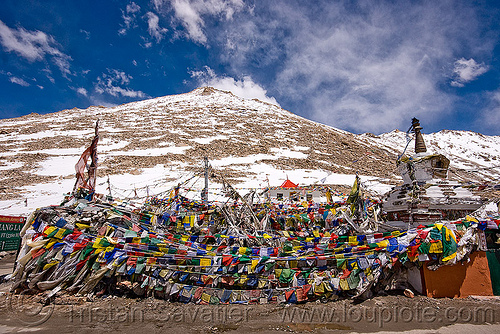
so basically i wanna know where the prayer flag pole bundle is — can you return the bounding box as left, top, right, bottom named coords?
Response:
left=8, top=193, right=497, bottom=304
left=7, top=118, right=499, bottom=304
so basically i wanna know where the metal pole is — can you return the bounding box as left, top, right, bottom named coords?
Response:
left=107, top=176, right=113, bottom=200
left=202, top=157, right=209, bottom=204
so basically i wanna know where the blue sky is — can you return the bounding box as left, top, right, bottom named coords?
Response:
left=1, top=0, right=500, bottom=135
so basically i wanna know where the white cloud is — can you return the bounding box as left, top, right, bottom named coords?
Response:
left=0, top=20, right=72, bottom=76
left=478, top=90, right=500, bottom=133
left=94, top=69, right=147, bottom=98
left=145, top=12, right=168, bottom=42
left=191, top=66, right=280, bottom=106
left=119, top=2, right=141, bottom=35
left=450, top=58, right=488, bottom=87
left=127, top=2, right=141, bottom=14
left=89, top=97, right=118, bottom=108
left=169, top=0, right=244, bottom=44
left=206, top=1, right=494, bottom=133
left=80, top=29, right=90, bottom=40
left=151, top=0, right=166, bottom=12
left=9, top=76, right=29, bottom=87
left=76, top=87, right=88, bottom=96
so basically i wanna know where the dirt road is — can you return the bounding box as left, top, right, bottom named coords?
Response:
left=1, top=254, right=499, bottom=334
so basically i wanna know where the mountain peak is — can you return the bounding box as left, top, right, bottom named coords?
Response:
left=0, top=89, right=499, bottom=215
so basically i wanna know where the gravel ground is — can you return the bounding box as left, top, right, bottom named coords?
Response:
left=0, top=255, right=499, bottom=334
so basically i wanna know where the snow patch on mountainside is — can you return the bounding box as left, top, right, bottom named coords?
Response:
left=1, top=87, right=499, bottom=216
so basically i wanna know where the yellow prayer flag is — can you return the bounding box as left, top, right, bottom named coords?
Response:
left=43, top=261, right=59, bottom=271
left=201, top=293, right=211, bottom=303
left=377, top=239, right=389, bottom=248
left=339, top=279, right=349, bottom=290
left=314, top=282, right=325, bottom=294
left=442, top=251, right=457, bottom=262
left=200, top=258, right=211, bottom=267
left=466, top=215, right=478, bottom=223
left=45, top=239, right=57, bottom=250
left=326, top=190, right=332, bottom=203
left=429, top=241, right=443, bottom=253
left=93, top=237, right=103, bottom=248
left=445, top=228, right=457, bottom=243
left=44, top=226, right=57, bottom=236
left=76, top=223, right=91, bottom=230
left=54, top=228, right=66, bottom=239
left=94, top=248, right=105, bottom=255
left=251, top=259, right=259, bottom=272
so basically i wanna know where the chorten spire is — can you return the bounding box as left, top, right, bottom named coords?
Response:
left=412, top=118, right=427, bottom=154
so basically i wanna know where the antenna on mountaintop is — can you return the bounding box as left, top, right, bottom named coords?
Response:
left=202, top=156, right=210, bottom=204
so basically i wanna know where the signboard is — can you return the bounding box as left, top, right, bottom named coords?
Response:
left=0, top=215, right=25, bottom=251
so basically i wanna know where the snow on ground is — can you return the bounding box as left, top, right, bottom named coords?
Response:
left=99, top=139, right=130, bottom=151
left=1, top=87, right=498, bottom=217
left=0, top=129, right=91, bottom=142
left=0, top=154, right=394, bottom=216
left=1, top=178, right=75, bottom=216
left=0, top=161, right=24, bottom=171
left=26, top=148, right=84, bottom=155
left=370, top=130, right=500, bottom=169
left=36, top=156, right=79, bottom=176
left=269, top=148, right=308, bottom=159
left=190, top=135, right=228, bottom=144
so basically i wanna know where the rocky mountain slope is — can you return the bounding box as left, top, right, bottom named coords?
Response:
left=1, top=87, right=499, bottom=215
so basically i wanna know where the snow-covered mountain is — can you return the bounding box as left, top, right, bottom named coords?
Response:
left=1, top=87, right=499, bottom=215
left=360, top=129, right=500, bottom=183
